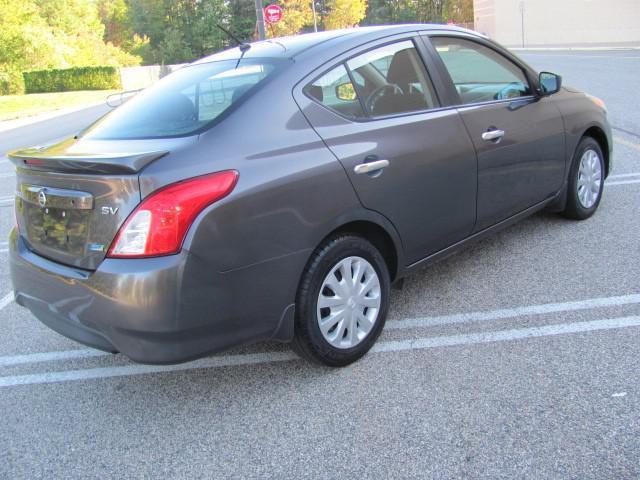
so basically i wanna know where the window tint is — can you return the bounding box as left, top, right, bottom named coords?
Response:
left=83, top=60, right=281, bottom=139
left=347, top=40, right=437, bottom=117
left=304, top=64, right=365, bottom=119
left=431, top=37, right=532, bottom=104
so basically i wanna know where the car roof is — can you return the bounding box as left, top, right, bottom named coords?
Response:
left=193, top=24, right=484, bottom=64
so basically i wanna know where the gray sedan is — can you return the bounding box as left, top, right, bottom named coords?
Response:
left=8, top=25, right=612, bottom=366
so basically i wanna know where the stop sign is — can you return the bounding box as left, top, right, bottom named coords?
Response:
left=263, top=4, right=283, bottom=24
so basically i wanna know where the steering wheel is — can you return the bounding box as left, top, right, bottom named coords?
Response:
left=365, top=84, right=404, bottom=113
left=494, top=82, right=524, bottom=100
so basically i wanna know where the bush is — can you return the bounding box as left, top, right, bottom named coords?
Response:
left=22, top=66, right=121, bottom=94
left=0, top=68, right=26, bottom=95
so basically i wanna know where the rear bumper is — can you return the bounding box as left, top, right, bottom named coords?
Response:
left=9, top=228, right=299, bottom=364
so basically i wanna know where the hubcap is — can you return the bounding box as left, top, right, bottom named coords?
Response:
left=577, top=149, right=602, bottom=209
left=317, top=256, right=381, bottom=349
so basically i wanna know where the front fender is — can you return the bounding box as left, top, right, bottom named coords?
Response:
left=552, top=88, right=613, bottom=175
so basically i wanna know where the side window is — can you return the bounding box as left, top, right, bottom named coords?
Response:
left=304, top=64, right=365, bottom=119
left=347, top=40, right=437, bottom=117
left=431, top=37, right=532, bottom=104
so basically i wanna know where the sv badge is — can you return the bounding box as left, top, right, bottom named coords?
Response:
left=101, top=206, right=119, bottom=215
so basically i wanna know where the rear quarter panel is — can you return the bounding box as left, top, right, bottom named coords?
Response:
left=138, top=73, right=401, bottom=343
left=140, top=79, right=365, bottom=272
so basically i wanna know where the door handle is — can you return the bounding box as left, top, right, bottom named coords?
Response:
left=354, top=159, right=389, bottom=175
left=482, top=129, right=505, bottom=142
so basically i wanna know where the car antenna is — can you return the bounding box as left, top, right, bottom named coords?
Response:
left=216, top=25, right=251, bottom=68
left=216, top=24, right=251, bottom=55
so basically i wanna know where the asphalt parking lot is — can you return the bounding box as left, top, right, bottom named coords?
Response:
left=1, top=50, right=639, bottom=479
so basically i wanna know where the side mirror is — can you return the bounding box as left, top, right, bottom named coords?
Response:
left=335, top=82, right=357, bottom=101
left=538, top=72, right=562, bottom=96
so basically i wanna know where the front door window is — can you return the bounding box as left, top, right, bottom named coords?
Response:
left=431, top=37, right=532, bottom=104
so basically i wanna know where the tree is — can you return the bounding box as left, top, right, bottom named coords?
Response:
left=187, top=0, right=229, bottom=57
left=33, top=0, right=140, bottom=67
left=0, top=0, right=54, bottom=93
left=266, top=0, right=313, bottom=37
left=414, top=0, right=446, bottom=23
left=443, top=0, right=473, bottom=24
left=127, top=0, right=228, bottom=64
left=158, top=28, right=193, bottom=65
left=228, top=0, right=257, bottom=42
left=0, top=0, right=140, bottom=94
left=362, top=0, right=417, bottom=25
left=97, top=0, right=134, bottom=48
left=127, top=0, right=172, bottom=63
left=323, top=0, right=367, bottom=30
left=362, top=0, right=472, bottom=26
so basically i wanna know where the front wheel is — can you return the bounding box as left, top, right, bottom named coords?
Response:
left=292, top=235, right=390, bottom=367
left=562, top=137, right=605, bottom=220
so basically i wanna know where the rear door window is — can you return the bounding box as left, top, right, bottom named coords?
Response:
left=431, top=37, right=532, bottom=104
left=304, top=39, right=439, bottom=120
left=304, top=64, right=365, bottom=119
left=346, top=40, right=437, bottom=117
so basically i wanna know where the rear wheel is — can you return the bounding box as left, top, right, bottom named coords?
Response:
left=562, top=137, right=605, bottom=220
left=292, top=234, right=390, bottom=367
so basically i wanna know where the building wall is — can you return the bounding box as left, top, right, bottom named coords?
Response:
left=474, top=0, right=640, bottom=47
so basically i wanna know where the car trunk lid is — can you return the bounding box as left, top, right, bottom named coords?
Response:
left=9, top=138, right=169, bottom=270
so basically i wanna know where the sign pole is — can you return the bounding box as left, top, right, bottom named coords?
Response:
left=312, top=1, right=318, bottom=32
left=255, top=0, right=266, bottom=40
left=519, top=1, right=525, bottom=48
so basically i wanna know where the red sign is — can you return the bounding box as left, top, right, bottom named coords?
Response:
left=263, top=4, right=283, bottom=24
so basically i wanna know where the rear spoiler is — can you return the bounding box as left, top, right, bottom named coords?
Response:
left=8, top=149, right=168, bottom=175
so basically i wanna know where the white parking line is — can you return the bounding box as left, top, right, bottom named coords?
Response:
left=0, top=351, right=297, bottom=388
left=1, top=292, right=639, bottom=368
left=1, top=315, right=639, bottom=387
left=607, top=179, right=640, bottom=186
left=614, top=136, right=640, bottom=151
left=0, top=349, right=110, bottom=367
left=609, top=173, right=640, bottom=179
left=374, top=315, right=640, bottom=354
left=385, top=293, right=640, bottom=330
left=0, top=292, right=14, bottom=311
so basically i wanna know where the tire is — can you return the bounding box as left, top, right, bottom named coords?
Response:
left=562, top=136, right=605, bottom=220
left=292, top=234, right=391, bottom=367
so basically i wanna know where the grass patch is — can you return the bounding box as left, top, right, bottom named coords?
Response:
left=0, top=90, right=120, bottom=121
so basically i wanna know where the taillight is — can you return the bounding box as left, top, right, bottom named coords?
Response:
left=107, top=170, right=238, bottom=258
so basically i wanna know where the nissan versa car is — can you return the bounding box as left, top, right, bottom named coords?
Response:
left=9, top=25, right=611, bottom=366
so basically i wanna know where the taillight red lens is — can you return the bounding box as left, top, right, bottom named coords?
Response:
left=107, top=170, right=238, bottom=258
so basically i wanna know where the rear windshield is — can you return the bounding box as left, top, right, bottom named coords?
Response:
left=83, top=59, right=283, bottom=140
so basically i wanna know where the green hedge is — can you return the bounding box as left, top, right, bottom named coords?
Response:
left=0, top=69, right=25, bottom=95
left=22, top=66, right=121, bottom=94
